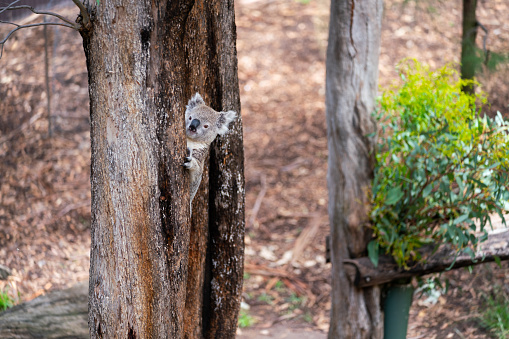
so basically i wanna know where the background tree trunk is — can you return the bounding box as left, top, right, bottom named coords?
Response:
left=460, top=0, right=478, bottom=94
left=325, top=0, right=383, bottom=338
left=80, top=1, right=244, bottom=338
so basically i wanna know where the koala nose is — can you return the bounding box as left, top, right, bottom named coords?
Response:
left=189, top=119, right=200, bottom=132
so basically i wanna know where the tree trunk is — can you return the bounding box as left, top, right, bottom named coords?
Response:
left=326, top=0, right=383, bottom=338
left=205, top=3, right=245, bottom=336
left=181, top=2, right=245, bottom=338
left=80, top=1, right=244, bottom=338
left=460, top=0, right=478, bottom=94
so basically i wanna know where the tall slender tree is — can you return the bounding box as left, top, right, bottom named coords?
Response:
left=460, top=0, right=479, bottom=94
left=325, top=0, right=383, bottom=338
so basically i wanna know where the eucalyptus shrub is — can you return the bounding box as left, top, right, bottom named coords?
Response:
left=369, top=60, right=509, bottom=268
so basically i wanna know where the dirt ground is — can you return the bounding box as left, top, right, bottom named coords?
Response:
left=0, top=0, right=508, bottom=338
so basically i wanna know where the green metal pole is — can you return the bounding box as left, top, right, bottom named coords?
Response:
left=383, top=283, right=414, bottom=339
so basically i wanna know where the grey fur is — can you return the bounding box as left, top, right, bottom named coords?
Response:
left=183, top=93, right=237, bottom=214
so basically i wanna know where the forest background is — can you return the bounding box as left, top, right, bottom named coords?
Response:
left=0, top=0, right=508, bottom=338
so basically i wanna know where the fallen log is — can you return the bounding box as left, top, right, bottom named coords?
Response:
left=0, top=281, right=88, bottom=338
left=344, top=229, right=509, bottom=288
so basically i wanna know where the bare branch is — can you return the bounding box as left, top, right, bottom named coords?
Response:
left=0, top=22, right=76, bottom=43
left=477, top=20, right=491, bottom=65
left=0, top=0, right=20, bottom=16
left=0, top=22, right=74, bottom=58
left=477, top=21, right=488, bottom=54
left=71, top=0, right=90, bottom=28
left=0, top=4, right=78, bottom=28
left=0, top=0, right=83, bottom=58
left=247, top=174, right=267, bottom=229
left=0, top=20, right=21, bottom=27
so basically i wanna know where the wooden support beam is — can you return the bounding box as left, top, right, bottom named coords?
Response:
left=344, top=229, right=509, bottom=288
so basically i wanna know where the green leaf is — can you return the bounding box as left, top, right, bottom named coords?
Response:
left=385, top=187, right=404, bottom=205
left=422, top=184, right=433, bottom=197
left=371, top=59, right=509, bottom=271
left=463, top=247, right=476, bottom=261
left=367, top=240, right=379, bottom=268
left=453, top=214, right=469, bottom=225
left=494, top=255, right=502, bottom=268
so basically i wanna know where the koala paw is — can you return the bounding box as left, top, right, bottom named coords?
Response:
left=183, top=157, right=193, bottom=169
left=183, top=147, right=193, bottom=169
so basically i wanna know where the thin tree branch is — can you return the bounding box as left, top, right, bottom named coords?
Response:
left=476, top=21, right=491, bottom=65
left=0, top=4, right=78, bottom=28
left=247, top=174, right=267, bottom=229
left=0, top=20, right=21, bottom=27
left=0, top=0, right=83, bottom=58
left=43, top=16, right=52, bottom=138
left=71, top=0, right=90, bottom=28
left=477, top=21, right=488, bottom=55
left=0, top=0, right=19, bottom=16
left=0, top=22, right=75, bottom=58
left=0, top=22, right=74, bottom=45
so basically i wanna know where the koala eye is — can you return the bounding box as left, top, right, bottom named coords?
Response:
left=189, top=116, right=192, bottom=120
left=204, top=125, right=209, bottom=128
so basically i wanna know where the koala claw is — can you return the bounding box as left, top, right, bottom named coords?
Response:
left=183, top=156, right=192, bottom=168
left=183, top=147, right=193, bottom=168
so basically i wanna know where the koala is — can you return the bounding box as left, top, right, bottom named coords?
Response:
left=183, top=93, right=237, bottom=214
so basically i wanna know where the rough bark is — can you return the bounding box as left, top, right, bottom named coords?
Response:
left=80, top=1, right=243, bottom=338
left=82, top=1, right=192, bottom=337
left=460, top=0, right=478, bottom=94
left=326, top=0, right=383, bottom=338
left=205, top=2, right=245, bottom=337
left=0, top=282, right=88, bottom=339
left=180, top=1, right=244, bottom=338
left=345, top=229, right=509, bottom=288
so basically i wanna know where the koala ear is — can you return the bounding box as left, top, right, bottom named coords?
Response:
left=186, top=93, right=205, bottom=111
left=217, top=110, right=237, bottom=135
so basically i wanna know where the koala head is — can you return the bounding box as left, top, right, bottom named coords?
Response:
left=185, top=93, right=237, bottom=144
